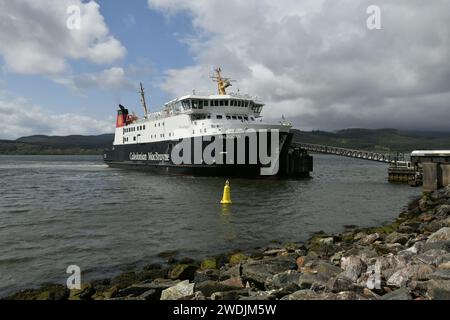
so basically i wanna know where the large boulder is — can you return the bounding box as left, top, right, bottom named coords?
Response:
left=374, top=254, right=408, bottom=280
left=160, top=280, right=195, bottom=300
left=340, top=256, right=367, bottom=282
left=241, top=256, right=296, bottom=287
left=427, top=227, right=450, bottom=243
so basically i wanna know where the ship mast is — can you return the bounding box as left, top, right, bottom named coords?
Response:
left=139, top=82, right=148, bottom=118
left=211, top=68, right=234, bottom=95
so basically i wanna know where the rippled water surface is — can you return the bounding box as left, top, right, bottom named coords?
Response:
left=0, top=154, right=419, bottom=296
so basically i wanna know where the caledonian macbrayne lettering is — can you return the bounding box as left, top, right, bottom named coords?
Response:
left=129, top=152, right=169, bottom=161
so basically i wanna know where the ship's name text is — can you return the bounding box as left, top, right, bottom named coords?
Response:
left=129, top=152, right=169, bottom=161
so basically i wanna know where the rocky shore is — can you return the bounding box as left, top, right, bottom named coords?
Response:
left=4, top=186, right=450, bottom=300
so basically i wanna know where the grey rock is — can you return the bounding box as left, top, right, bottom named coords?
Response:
left=422, top=240, right=450, bottom=253
left=441, top=217, right=450, bottom=227
left=327, top=274, right=356, bottom=293
left=387, top=267, right=414, bottom=287
left=436, top=204, right=450, bottom=218
left=381, top=287, right=412, bottom=300
left=219, top=264, right=241, bottom=280
left=386, top=232, right=410, bottom=245
left=193, top=269, right=220, bottom=284
left=360, top=233, right=380, bottom=245
left=429, top=268, right=450, bottom=280
left=427, top=280, right=450, bottom=300
left=375, top=254, right=408, bottom=280
left=340, top=256, right=367, bottom=282
left=415, top=249, right=450, bottom=266
left=264, top=270, right=301, bottom=290
left=194, top=280, right=238, bottom=297
left=210, top=289, right=250, bottom=300
left=242, top=256, right=296, bottom=286
left=139, top=289, right=159, bottom=300
left=427, top=227, right=450, bottom=243
left=160, top=280, right=194, bottom=300
left=298, top=273, right=323, bottom=290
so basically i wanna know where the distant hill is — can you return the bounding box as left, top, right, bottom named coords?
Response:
left=291, top=128, right=450, bottom=152
left=0, top=134, right=114, bottom=155
left=0, top=129, right=449, bottom=155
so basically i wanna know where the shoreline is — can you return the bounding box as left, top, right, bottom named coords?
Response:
left=3, top=186, right=450, bottom=300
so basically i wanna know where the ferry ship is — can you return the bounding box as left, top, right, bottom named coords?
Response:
left=103, top=69, right=293, bottom=176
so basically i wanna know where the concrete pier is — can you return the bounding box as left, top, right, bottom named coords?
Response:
left=411, top=151, right=450, bottom=192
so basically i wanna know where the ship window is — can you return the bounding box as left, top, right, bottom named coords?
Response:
left=143, top=125, right=145, bottom=130
left=226, top=115, right=231, bottom=120
left=251, top=117, right=255, bottom=121
left=216, top=115, right=223, bottom=119
left=133, top=136, right=136, bottom=141
left=224, top=100, right=229, bottom=106
left=182, top=100, right=191, bottom=109
left=232, top=116, right=237, bottom=120
left=203, top=100, right=209, bottom=107
left=244, top=116, right=249, bottom=121
left=207, top=115, right=211, bottom=119
left=158, top=123, right=160, bottom=127
left=198, top=100, right=203, bottom=109
left=238, top=116, right=243, bottom=120
left=192, top=99, right=199, bottom=109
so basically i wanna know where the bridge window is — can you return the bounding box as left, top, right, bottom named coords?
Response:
left=224, top=100, right=229, bottom=106
left=182, top=100, right=191, bottom=109
left=232, top=116, right=237, bottom=120
left=216, top=115, right=223, bottom=119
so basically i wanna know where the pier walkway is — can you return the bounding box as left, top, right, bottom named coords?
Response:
left=293, top=143, right=407, bottom=164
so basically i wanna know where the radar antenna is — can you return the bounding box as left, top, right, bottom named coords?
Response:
left=211, top=68, right=235, bottom=95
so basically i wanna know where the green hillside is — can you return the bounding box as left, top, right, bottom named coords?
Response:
left=292, top=128, right=450, bottom=152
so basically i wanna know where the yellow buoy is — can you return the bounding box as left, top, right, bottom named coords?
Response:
left=220, top=180, right=232, bottom=205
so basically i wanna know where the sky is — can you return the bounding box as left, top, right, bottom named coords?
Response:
left=0, top=0, right=449, bottom=139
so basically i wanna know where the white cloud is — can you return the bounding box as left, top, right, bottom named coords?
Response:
left=0, top=0, right=126, bottom=75
left=148, top=0, right=450, bottom=131
left=55, top=67, right=135, bottom=93
left=0, top=97, right=114, bottom=139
